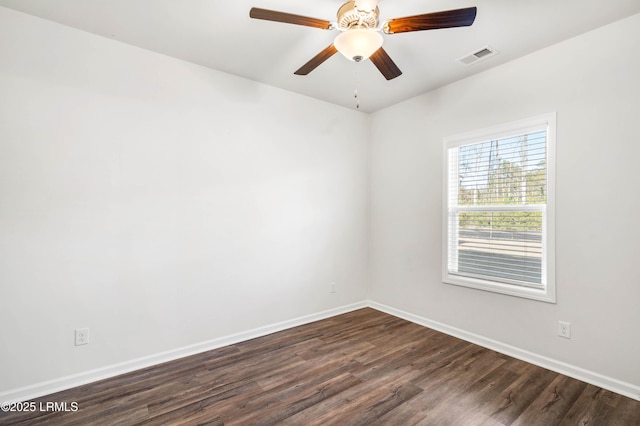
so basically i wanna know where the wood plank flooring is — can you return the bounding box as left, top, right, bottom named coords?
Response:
left=2, top=308, right=639, bottom=425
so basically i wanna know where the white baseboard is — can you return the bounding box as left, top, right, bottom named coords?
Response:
left=367, top=300, right=640, bottom=402
left=0, top=301, right=367, bottom=404
left=3, top=299, right=638, bottom=403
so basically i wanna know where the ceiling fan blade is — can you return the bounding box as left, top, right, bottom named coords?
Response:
left=294, top=45, right=338, bottom=75
left=250, top=7, right=332, bottom=29
left=369, top=47, right=402, bottom=80
left=384, top=7, right=477, bottom=34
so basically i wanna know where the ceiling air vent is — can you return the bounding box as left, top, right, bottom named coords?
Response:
left=458, top=45, right=498, bottom=66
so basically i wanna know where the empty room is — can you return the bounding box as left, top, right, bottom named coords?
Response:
left=1, top=0, right=639, bottom=424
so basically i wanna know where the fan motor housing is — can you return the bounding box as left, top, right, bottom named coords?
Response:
left=336, top=1, right=380, bottom=29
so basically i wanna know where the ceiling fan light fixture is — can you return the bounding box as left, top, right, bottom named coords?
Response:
left=250, top=3, right=477, bottom=79
left=334, top=29, right=383, bottom=62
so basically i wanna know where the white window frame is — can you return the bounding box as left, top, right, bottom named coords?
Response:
left=442, top=113, right=556, bottom=303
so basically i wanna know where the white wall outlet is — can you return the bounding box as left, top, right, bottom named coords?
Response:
left=330, top=282, right=336, bottom=293
left=558, top=321, right=571, bottom=339
left=75, top=328, right=89, bottom=346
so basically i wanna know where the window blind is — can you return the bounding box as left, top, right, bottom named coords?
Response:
left=447, top=130, right=547, bottom=288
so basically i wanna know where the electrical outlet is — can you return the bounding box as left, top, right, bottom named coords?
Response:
left=75, top=328, right=89, bottom=346
left=330, top=282, right=336, bottom=293
left=558, top=321, right=571, bottom=339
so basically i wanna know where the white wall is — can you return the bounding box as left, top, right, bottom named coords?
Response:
left=370, top=13, right=640, bottom=391
left=0, top=7, right=369, bottom=394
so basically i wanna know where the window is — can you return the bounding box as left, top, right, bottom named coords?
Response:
left=443, top=114, right=556, bottom=302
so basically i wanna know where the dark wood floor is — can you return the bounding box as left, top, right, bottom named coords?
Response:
left=2, top=308, right=639, bottom=425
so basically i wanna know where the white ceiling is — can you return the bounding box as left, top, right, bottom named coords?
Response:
left=1, top=0, right=639, bottom=112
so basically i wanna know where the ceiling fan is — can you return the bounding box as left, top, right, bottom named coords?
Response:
left=249, top=0, right=477, bottom=80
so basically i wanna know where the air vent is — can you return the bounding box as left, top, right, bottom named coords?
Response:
left=458, top=45, right=498, bottom=66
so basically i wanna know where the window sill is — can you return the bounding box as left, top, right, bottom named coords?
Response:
left=442, top=273, right=556, bottom=303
